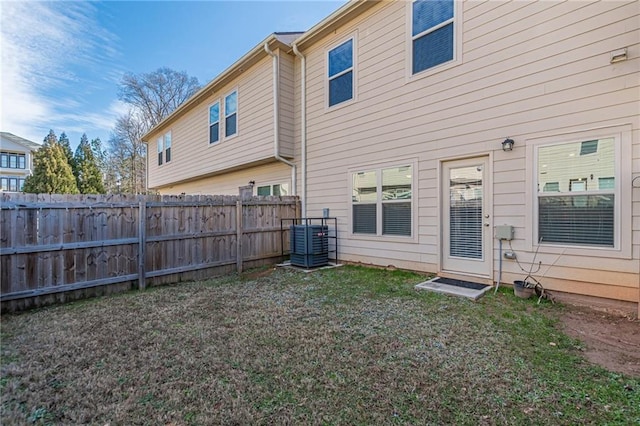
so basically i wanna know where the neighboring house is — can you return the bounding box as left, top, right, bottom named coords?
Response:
left=143, top=32, right=302, bottom=198
left=0, top=132, right=41, bottom=192
left=144, top=0, right=639, bottom=314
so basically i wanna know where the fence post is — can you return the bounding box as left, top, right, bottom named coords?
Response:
left=138, top=199, right=146, bottom=290
left=236, top=199, right=243, bottom=273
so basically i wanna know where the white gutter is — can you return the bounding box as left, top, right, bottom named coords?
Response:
left=292, top=43, right=307, bottom=218
left=264, top=43, right=297, bottom=197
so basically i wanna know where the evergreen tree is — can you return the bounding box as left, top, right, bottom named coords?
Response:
left=58, top=132, right=75, bottom=172
left=43, top=129, right=58, bottom=146
left=23, top=140, right=79, bottom=194
left=73, top=133, right=105, bottom=194
left=90, top=137, right=108, bottom=175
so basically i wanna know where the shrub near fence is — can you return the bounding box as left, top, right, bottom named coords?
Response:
left=0, top=193, right=300, bottom=311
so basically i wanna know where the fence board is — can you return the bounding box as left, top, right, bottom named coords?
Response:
left=1, top=193, right=300, bottom=310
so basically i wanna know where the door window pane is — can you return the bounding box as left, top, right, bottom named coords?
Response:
left=449, top=165, right=483, bottom=259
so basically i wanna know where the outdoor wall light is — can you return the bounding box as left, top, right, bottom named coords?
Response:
left=502, top=138, right=515, bottom=152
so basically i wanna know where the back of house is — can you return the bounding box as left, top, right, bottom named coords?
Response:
left=145, top=0, right=640, bottom=315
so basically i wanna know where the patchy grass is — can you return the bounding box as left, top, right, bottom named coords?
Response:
left=1, top=265, right=638, bottom=425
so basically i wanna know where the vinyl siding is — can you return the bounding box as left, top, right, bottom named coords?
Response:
left=279, top=50, right=296, bottom=159
left=155, top=162, right=292, bottom=196
left=300, top=0, right=639, bottom=302
left=147, top=55, right=276, bottom=189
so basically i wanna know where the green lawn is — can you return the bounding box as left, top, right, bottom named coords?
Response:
left=1, top=265, right=638, bottom=425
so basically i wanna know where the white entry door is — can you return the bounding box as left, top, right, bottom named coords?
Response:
left=441, top=157, right=491, bottom=277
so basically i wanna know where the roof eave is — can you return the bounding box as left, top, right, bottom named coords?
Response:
left=292, top=0, right=380, bottom=50
left=142, top=34, right=294, bottom=142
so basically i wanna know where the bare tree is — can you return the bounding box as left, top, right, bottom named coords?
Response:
left=107, top=110, right=148, bottom=194
left=119, top=67, right=201, bottom=127
left=108, top=68, right=200, bottom=194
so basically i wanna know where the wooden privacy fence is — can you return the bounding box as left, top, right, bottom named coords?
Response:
left=0, top=193, right=300, bottom=311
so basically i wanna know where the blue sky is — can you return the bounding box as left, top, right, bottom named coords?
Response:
left=0, top=0, right=344, bottom=149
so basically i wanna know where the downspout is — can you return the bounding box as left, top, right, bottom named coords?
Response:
left=264, top=42, right=297, bottom=196
left=292, top=43, right=307, bottom=218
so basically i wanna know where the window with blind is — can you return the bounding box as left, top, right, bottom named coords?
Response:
left=537, top=137, right=616, bottom=247
left=352, top=165, right=412, bottom=237
left=328, top=38, right=354, bottom=107
left=411, top=0, right=455, bottom=75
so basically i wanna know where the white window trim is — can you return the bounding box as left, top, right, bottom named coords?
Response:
left=208, top=100, right=221, bottom=146
left=348, top=158, right=418, bottom=243
left=325, top=32, right=358, bottom=111
left=405, top=0, right=463, bottom=82
left=525, top=125, right=632, bottom=259
left=223, top=88, right=239, bottom=140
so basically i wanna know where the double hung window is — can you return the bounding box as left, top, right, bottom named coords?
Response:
left=209, top=102, right=220, bottom=144
left=411, top=0, right=456, bottom=75
left=164, top=132, right=172, bottom=163
left=225, top=91, right=238, bottom=137
left=157, top=137, right=163, bottom=166
left=328, top=38, right=354, bottom=107
left=352, top=165, right=413, bottom=237
left=537, top=138, right=617, bottom=247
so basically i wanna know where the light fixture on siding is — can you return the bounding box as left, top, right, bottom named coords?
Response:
left=502, top=138, right=515, bottom=152
left=248, top=180, right=255, bottom=186
left=610, top=48, right=627, bottom=64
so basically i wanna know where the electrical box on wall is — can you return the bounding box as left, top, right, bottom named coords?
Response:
left=495, top=225, right=514, bottom=240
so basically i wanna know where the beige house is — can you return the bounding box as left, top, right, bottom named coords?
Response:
left=144, top=32, right=302, bottom=197
left=0, top=132, right=40, bottom=192
left=144, top=0, right=640, bottom=314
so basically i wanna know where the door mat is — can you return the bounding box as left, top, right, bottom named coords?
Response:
left=415, top=277, right=492, bottom=301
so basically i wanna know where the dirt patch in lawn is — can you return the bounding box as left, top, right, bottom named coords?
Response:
left=559, top=306, right=640, bottom=377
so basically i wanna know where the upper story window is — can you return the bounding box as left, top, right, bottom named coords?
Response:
left=157, top=132, right=171, bottom=165
left=164, top=132, right=172, bottom=163
left=328, top=38, right=354, bottom=107
left=209, top=102, right=220, bottom=144
left=537, top=137, right=617, bottom=247
left=157, top=137, right=163, bottom=166
left=225, top=91, right=238, bottom=138
left=1, top=152, right=26, bottom=169
left=411, top=0, right=455, bottom=75
left=352, top=165, right=413, bottom=237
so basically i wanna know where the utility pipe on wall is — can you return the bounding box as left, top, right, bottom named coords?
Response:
left=264, top=42, right=297, bottom=196
left=292, top=43, right=307, bottom=218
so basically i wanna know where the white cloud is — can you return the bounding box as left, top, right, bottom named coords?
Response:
left=0, top=1, right=119, bottom=143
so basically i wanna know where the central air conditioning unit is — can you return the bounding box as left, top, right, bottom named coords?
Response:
left=289, top=224, right=329, bottom=268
